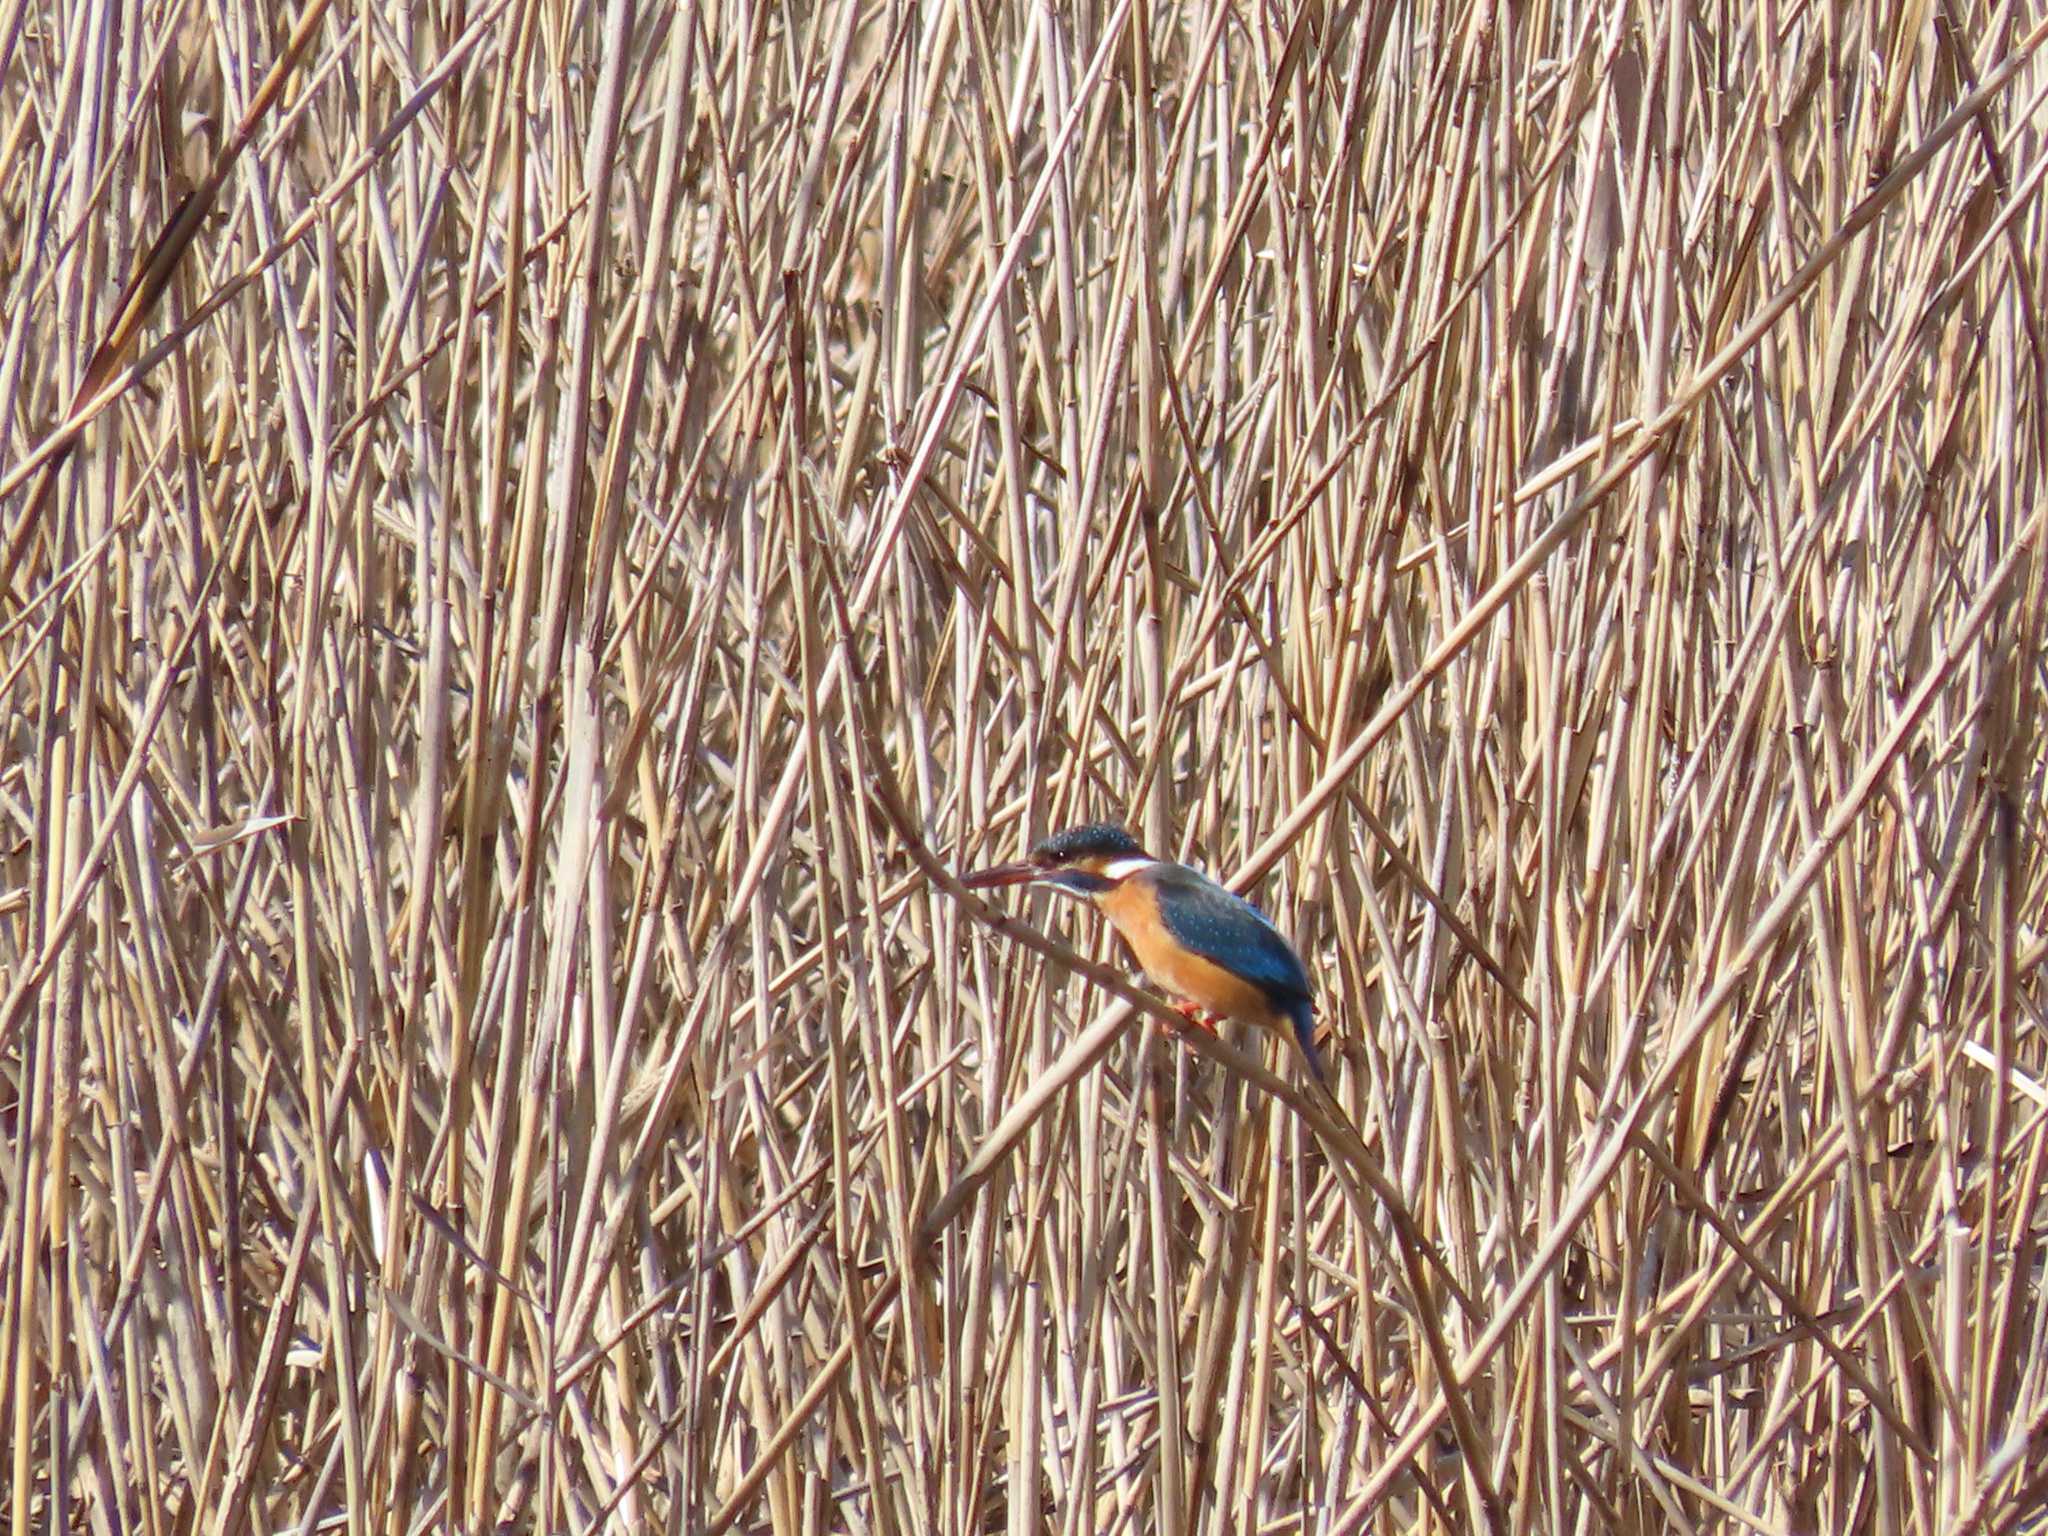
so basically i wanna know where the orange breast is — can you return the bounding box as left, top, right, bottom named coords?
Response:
left=1098, top=879, right=1286, bottom=1029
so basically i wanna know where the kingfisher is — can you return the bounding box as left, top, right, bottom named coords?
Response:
left=962, top=822, right=1325, bottom=1081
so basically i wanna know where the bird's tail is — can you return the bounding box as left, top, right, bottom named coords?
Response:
left=1285, top=997, right=1327, bottom=1084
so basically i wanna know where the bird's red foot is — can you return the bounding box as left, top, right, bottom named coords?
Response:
left=1169, top=1000, right=1220, bottom=1035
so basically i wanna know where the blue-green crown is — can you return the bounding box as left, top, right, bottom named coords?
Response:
left=1031, top=823, right=1146, bottom=865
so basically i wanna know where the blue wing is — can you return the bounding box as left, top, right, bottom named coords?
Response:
left=1147, top=866, right=1312, bottom=1006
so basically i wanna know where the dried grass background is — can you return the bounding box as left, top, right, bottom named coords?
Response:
left=4, top=0, right=2048, bottom=1530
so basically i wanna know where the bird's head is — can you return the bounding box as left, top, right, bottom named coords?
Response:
left=960, top=822, right=1155, bottom=899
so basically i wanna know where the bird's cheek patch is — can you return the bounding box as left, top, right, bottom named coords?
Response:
left=1099, top=856, right=1157, bottom=880
left=1048, top=870, right=1114, bottom=896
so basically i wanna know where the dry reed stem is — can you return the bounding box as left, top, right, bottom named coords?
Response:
left=4, top=0, right=2048, bottom=1532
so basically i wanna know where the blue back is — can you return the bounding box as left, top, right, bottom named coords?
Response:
left=1147, top=865, right=1311, bottom=1006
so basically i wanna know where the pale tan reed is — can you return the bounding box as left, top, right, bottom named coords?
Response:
left=3, top=0, right=2047, bottom=1532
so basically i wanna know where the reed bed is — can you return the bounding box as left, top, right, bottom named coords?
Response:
left=4, top=0, right=2048, bottom=1530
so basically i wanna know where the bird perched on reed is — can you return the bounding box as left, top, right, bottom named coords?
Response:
left=962, top=822, right=1325, bottom=1081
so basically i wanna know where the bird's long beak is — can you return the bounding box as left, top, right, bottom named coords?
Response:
left=959, top=860, right=1041, bottom=890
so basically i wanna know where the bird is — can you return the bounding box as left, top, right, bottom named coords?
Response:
left=961, top=822, right=1325, bottom=1081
